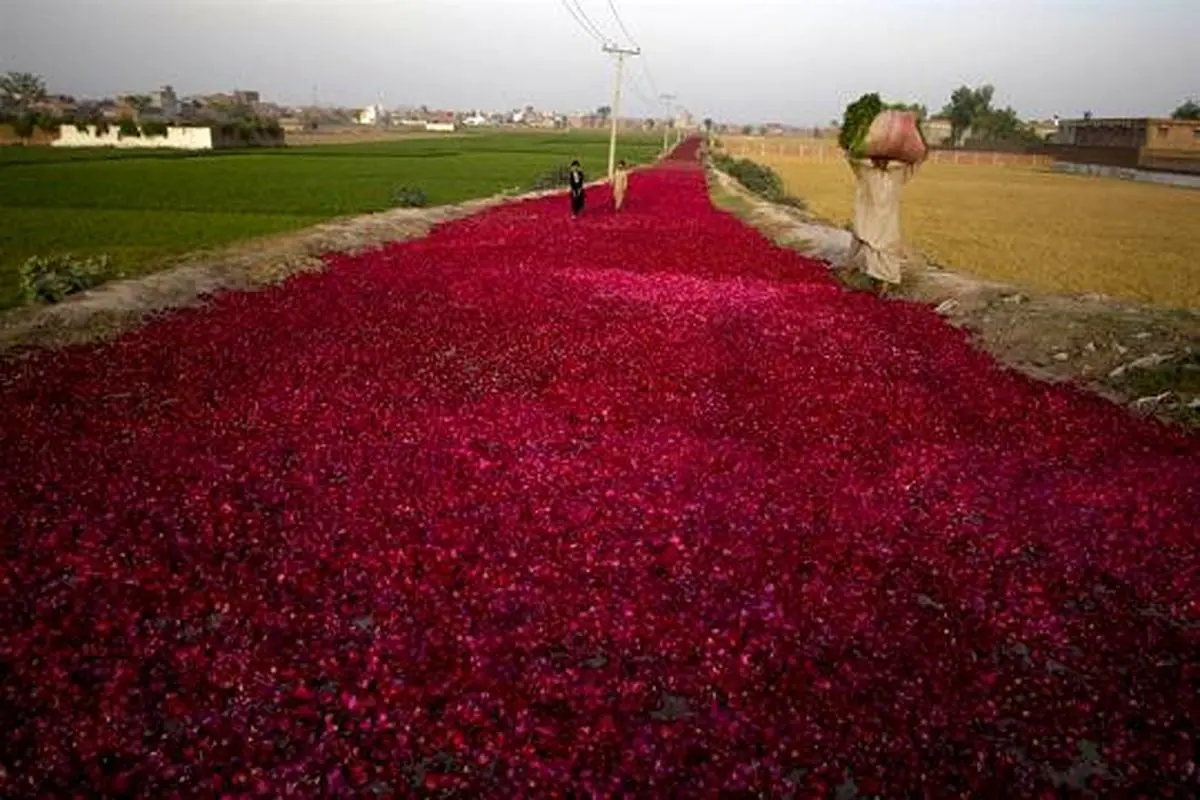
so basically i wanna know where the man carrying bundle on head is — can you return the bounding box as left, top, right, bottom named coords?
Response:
left=838, top=94, right=928, bottom=293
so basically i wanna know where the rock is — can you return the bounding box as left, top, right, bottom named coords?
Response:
left=1111, top=353, right=1172, bottom=379
left=1132, top=391, right=1172, bottom=408
left=1054, top=352, right=1070, bottom=362
left=1001, top=293, right=1027, bottom=305
left=1127, top=353, right=1173, bottom=371
left=1085, top=341, right=1097, bottom=353
left=1134, top=331, right=1153, bottom=340
left=934, top=299, right=959, bottom=315
left=1113, top=343, right=1130, bottom=355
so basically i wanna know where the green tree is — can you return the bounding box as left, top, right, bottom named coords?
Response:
left=0, top=71, right=48, bottom=113
left=972, top=106, right=1039, bottom=144
left=129, top=94, right=154, bottom=117
left=888, top=102, right=928, bottom=121
left=703, top=117, right=714, bottom=133
left=1172, top=99, right=1200, bottom=121
left=939, top=84, right=994, bottom=146
left=596, top=105, right=612, bottom=121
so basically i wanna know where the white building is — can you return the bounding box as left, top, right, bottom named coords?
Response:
left=356, top=104, right=385, bottom=125
left=462, top=113, right=489, bottom=127
left=150, top=85, right=180, bottom=117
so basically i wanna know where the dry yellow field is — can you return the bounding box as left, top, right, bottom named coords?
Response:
left=731, top=143, right=1200, bottom=310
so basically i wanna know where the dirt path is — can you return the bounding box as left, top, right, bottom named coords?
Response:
left=0, top=141, right=1197, bottom=796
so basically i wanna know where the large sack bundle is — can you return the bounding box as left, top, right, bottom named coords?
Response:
left=839, top=93, right=929, bottom=165
left=864, top=110, right=927, bottom=164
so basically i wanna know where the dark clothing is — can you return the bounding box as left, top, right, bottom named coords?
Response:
left=568, top=167, right=585, bottom=216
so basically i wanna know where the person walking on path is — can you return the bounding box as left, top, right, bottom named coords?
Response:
left=845, top=156, right=917, bottom=292
left=568, top=160, right=586, bottom=219
left=613, top=160, right=629, bottom=212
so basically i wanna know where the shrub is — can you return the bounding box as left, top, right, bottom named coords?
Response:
left=392, top=187, right=428, bottom=208
left=839, top=93, right=885, bottom=157
left=117, top=117, right=141, bottom=138
left=256, top=118, right=283, bottom=139
left=96, top=121, right=111, bottom=136
left=141, top=120, right=169, bottom=138
left=34, top=114, right=61, bottom=134
left=11, top=113, right=36, bottom=140
left=20, top=254, right=117, bottom=304
left=74, top=120, right=91, bottom=133
left=531, top=164, right=572, bottom=191
left=711, top=154, right=805, bottom=210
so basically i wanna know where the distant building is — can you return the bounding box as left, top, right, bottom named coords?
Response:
left=1054, top=117, right=1200, bottom=174
left=150, top=85, right=180, bottom=117
left=356, top=104, right=385, bottom=125
left=29, top=95, right=77, bottom=118
left=921, top=117, right=954, bottom=146
left=1030, top=118, right=1059, bottom=141
left=232, top=90, right=261, bottom=107
left=462, top=113, right=489, bottom=127
left=567, top=113, right=603, bottom=130
left=1054, top=117, right=1200, bottom=152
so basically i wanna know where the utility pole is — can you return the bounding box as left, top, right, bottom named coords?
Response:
left=603, top=43, right=640, bottom=181
left=660, top=93, right=676, bottom=153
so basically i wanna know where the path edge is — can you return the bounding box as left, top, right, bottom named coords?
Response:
left=706, top=163, right=1200, bottom=430
left=0, top=184, right=580, bottom=357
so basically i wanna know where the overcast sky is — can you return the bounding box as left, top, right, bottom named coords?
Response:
left=1, top=0, right=1197, bottom=124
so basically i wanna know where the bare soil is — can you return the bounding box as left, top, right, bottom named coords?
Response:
left=710, top=169, right=1200, bottom=428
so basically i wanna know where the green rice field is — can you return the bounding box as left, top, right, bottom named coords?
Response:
left=0, top=131, right=660, bottom=309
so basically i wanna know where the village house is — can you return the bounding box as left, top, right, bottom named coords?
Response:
left=1054, top=116, right=1200, bottom=173
left=355, top=104, right=385, bottom=125
left=150, top=86, right=180, bottom=117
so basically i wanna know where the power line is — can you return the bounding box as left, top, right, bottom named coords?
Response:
left=605, top=0, right=639, bottom=49
left=559, top=0, right=606, bottom=44
left=570, top=0, right=612, bottom=44
left=605, top=0, right=658, bottom=108
left=628, top=72, right=656, bottom=109
left=638, top=56, right=661, bottom=106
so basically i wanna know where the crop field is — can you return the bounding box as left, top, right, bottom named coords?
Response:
left=0, top=131, right=660, bottom=309
left=726, top=139, right=1200, bottom=310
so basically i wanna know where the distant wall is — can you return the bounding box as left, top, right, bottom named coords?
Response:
left=1052, top=162, right=1200, bottom=189
left=0, top=125, right=59, bottom=146
left=1137, top=150, right=1200, bottom=176
left=425, top=122, right=456, bottom=133
left=208, top=127, right=286, bottom=149
left=54, top=125, right=214, bottom=150
left=724, top=138, right=1053, bottom=168
left=1041, top=144, right=1141, bottom=169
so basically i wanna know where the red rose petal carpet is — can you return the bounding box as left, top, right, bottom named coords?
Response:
left=1, top=140, right=1198, bottom=796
